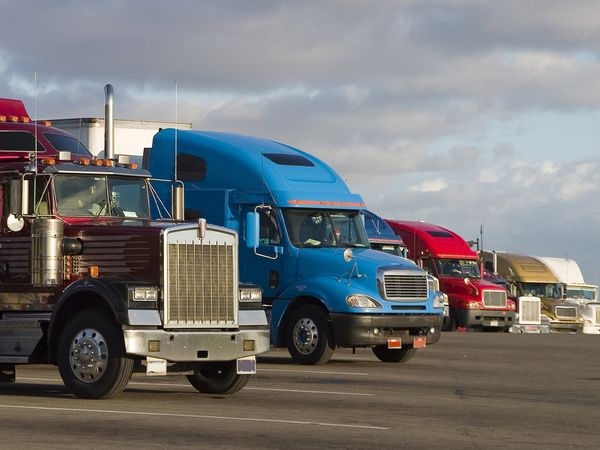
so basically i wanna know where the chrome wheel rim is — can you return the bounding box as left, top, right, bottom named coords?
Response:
left=293, top=317, right=318, bottom=354
left=69, top=328, right=108, bottom=383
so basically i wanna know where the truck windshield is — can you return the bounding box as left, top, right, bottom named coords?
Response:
left=436, top=259, right=480, bottom=278
left=54, top=174, right=150, bottom=218
left=520, top=282, right=562, bottom=299
left=283, top=209, right=369, bottom=248
left=566, top=286, right=597, bottom=302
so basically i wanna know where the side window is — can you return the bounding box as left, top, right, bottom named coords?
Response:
left=177, top=153, right=206, bottom=182
left=422, top=258, right=436, bottom=275
left=259, top=209, right=281, bottom=246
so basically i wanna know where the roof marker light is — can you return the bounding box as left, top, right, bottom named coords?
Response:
left=287, top=199, right=366, bottom=207
left=20, top=116, right=30, bottom=123
left=7, top=115, right=18, bottom=122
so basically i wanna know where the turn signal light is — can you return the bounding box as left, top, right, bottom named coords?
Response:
left=88, top=266, right=99, bottom=278
left=148, top=340, right=161, bottom=352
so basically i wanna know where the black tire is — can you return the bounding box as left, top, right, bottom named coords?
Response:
left=443, top=309, right=457, bottom=332
left=186, top=361, right=250, bottom=394
left=372, top=346, right=417, bottom=363
left=57, top=310, right=133, bottom=399
left=286, top=305, right=335, bottom=365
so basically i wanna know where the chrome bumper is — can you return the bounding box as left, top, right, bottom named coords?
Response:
left=123, top=327, right=270, bottom=362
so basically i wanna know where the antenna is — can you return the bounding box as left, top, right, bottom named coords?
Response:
left=174, top=81, right=178, bottom=182
left=34, top=68, right=37, bottom=165
left=479, top=223, right=484, bottom=251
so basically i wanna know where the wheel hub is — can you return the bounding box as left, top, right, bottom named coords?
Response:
left=293, top=317, right=318, bottom=354
left=69, top=328, right=108, bottom=383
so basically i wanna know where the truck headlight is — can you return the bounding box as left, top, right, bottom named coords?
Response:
left=130, top=287, right=159, bottom=302
left=433, top=292, right=445, bottom=309
left=240, top=287, right=262, bottom=302
left=346, top=294, right=382, bottom=308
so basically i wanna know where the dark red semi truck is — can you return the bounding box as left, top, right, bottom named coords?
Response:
left=0, top=89, right=269, bottom=398
left=386, top=220, right=516, bottom=331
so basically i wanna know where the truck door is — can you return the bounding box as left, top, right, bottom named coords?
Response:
left=240, top=206, right=289, bottom=302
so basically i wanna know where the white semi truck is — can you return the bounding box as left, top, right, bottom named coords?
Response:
left=534, top=257, right=600, bottom=334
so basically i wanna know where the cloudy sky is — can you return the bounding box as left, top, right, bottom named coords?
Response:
left=2, top=0, right=600, bottom=283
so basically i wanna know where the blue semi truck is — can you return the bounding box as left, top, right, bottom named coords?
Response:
left=146, top=129, right=445, bottom=364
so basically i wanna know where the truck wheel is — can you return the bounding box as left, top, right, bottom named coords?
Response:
left=186, top=361, right=250, bottom=394
left=372, top=346, right=416, bottom=363
left=286, top=305, right=335, bottom=365
left=57, top=310, right=133, bottom=399
left=443, top=309, right=457, bottom=332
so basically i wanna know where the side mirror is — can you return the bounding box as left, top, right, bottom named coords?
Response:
left=245, top=211, right=259, bottom=249
left=9, top=179, right=29, bottom=216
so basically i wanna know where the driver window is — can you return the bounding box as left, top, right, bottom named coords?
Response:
left=259, top=209, right=281, bottom=246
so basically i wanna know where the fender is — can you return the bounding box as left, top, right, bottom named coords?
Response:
left=270, top=275, right=377, bottom=346
left=47, top=277, right=140, bottom=362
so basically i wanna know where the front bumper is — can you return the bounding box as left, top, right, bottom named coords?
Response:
left=123, top=327, right=270, bottom=362
left=454, top=309, right=516, bottom=329
left=330, top=313, right=443, bottom=348
left=549, top=321, right=581, bottom=333
left=582, top=324, right=600, bottom=334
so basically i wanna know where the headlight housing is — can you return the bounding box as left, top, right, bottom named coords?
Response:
left=130, top=287, right=159, bottom=302
left=239, top=287, right=262, bottom=303
left=433, top=292, right=445, bottom=309
left=346, top=294, right=382, bottom=308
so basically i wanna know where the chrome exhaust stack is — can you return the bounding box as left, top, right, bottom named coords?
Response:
left=104, top=84, right=115, bottom=160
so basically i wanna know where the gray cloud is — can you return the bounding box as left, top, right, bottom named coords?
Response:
left=2, top=1, right=600, bottom=283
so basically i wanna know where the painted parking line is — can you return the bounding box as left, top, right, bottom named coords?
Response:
left=0, top=404, right=388, bottom=430
left=258, top=368, right=369, bottom=376
left=17, top=377, right=373, bottom=397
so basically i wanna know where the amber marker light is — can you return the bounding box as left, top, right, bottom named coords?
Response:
left=94, top=159, right=104, bottom=166
left=148, top=340, right=161, bottom=352
left=7, top=115, right=18, bottom=122
left=243, top=340, right=256, bottom=352
left=88, top=266, right=99, bottom=278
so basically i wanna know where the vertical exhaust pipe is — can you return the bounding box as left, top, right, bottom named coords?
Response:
left=104, top=84, right=115, bottom=160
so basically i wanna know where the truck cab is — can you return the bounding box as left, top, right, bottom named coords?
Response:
left=533, top=256, right=599, bottom=334
left=147, top=129, right=445, bottom=365
left=363, top=210, right=407, bottom=257
left=0, top=94, right=269, bottom=398
left=481, top=252, right=582, bottom=332
left=387, top=220, right=516, bottom=331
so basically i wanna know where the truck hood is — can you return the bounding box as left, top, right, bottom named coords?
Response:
left=296, top=247, right=423, bottom=281
left=442, top=276, right=505, bottom=293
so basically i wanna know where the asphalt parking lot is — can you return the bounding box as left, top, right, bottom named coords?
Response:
left=0, top=332, right=599, bottom=449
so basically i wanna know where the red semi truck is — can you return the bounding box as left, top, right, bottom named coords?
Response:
left=386, top=220, right=516, bottom=331
left=0, top=90, right=269, bottom=398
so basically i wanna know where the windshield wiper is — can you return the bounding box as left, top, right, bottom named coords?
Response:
left=94, top=199, right=109, bottom=218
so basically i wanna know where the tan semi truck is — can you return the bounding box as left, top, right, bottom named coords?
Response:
left=481, top=251, right=581, bottom=332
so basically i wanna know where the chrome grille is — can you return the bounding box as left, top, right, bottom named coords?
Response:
left=518, top=297, right=541, bottom=324
left=594, top=306, right=600, bottom=325
left=166, top=240, right=236, bottom=328
left=555, top=306, right=577, bottom=320
left=483, top=290, right=507, bottom=308
left=383, top=273, right=428, bottom=300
